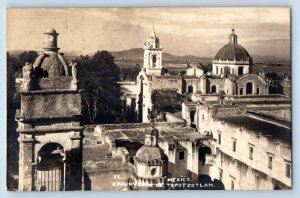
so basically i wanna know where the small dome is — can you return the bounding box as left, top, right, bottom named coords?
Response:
left=33, top=52, right=68, bottom=77
left=135, top=146, right=167, bottom=163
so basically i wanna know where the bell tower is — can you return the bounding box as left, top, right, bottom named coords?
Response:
left=143, top=23, right=163, bottom=75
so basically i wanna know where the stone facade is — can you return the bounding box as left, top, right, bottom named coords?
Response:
left=16, top=29, right=83, bottom=191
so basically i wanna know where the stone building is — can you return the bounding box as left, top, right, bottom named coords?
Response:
left=87, top=122, right=218, bottom=190
left=16, top=29, right=83, bottom=191
left=189, top=100, right=291, bottom=189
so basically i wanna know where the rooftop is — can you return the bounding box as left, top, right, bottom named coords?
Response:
left=102, top=125, right=210, bottom=145
left=216, top=114, right=291, bottom=145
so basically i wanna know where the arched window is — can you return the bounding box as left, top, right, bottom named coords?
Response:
left=152, top=55, right=157, bottom=67
left=216, top=66, right=219, bottom=75
left=246, top=82, right=253, bottom=95
left=211, top=85, right=217, bottom=93
left=256, top=87, right=260, bottom=94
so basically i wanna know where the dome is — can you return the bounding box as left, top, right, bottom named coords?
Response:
left=33, top=52, right=69, bottom=77
left=45, top=28, right=59, bottom=35
left=214, top=29, right=252, bottom=64
left=135, top=146, right=167, bottom=163
left=214, top=44, right=252, bottom=62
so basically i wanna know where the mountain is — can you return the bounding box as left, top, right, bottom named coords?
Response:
left=110, top=48, right=209, bottom=61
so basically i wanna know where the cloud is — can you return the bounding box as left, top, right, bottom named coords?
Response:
left=7, top=8, right=290, bottom=57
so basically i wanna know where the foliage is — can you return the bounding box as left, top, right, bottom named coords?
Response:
left=8, top=51, right=38, bottom=78
left=76, top=51, right=123, bottom=124
left=120, top=63, right=141, bottom=81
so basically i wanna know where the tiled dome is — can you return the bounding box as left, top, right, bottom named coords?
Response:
left=214, top=29, right=252, bottom=64
left=135, top=146, right=167, bottom=164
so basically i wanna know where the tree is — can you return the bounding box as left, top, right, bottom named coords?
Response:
left=9, top=51, right=38, bottom=78
left=77, top=51, right=123, bottom=124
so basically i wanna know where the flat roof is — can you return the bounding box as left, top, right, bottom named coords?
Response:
left=102, top=125, right=210, bottom=144
left=216, top=115, right=291, bottom=145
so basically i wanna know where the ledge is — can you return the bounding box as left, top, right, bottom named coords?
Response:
left=17, top=126, right=84, bottom=133
left=19, top=89, right=83, bottom=95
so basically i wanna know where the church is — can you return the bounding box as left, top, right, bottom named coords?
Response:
left=122, top=27, right=271, bottom=123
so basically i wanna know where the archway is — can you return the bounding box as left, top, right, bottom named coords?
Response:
left=36, top=143, right=64, bottom=191
left=246, top=82, right=253, bottom=95
left=199, top=146, right=212, bottom=165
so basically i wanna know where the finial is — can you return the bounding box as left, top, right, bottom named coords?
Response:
left=152, top=20, right=155, bottom=34
left=232, top=24, right=235, bottom=33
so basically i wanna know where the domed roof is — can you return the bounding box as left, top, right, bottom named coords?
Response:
left=214, top=29, right=252, bottom=63
left=214, top=44, right=252, bottom=62
left=135, top=146, right=167, bottom=164
left=33, top=52, right=69, bottom=77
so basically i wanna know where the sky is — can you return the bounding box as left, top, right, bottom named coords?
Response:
left=7, top=8, right=290, bottom=58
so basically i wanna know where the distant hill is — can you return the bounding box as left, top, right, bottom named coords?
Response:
left=8, top=48, right=290, bottom=64
left=110, top=48, right=209, bottom=61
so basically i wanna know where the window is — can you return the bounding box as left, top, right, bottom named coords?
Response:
left=249, top=145, right=254, bottom=160
left=221, top=67, right=224, bottom=74
left=190, top=111, right=195, bottom=123
left=202, top=114, right=204, bottom=120
left=152, top=55, right=157, bottom=66
left=232, top=139, right=236, bottom=152
left=216, top=66, right=219, bottom=75
left=179, top=150, right=185, bottom=160
left=211, top=85, right=217, bottom=93
left=151, top=168, right=157, bottom=176
left=218, top=132, right=221, bottom=145
left=188, top=85, right=193, bottom=93
left=285, top=162, right=291, bottom=178
left=268, top=155, right=273, bottom=169
left=239, top=88, right=243, bottom=95
left=238, top=67, right=244, bottom=75
left=246, top=82, right=253, bottom=95
left=256, top=87, right=260, bottom=94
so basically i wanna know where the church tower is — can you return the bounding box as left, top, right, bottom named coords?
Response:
left=143, top=24, right=163, bottom=75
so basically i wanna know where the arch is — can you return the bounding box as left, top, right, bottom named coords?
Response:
left=199, top=146, right=212, bottom=165
left=246, top=82, right=253, bottom=95
left=152, top=54, right=157, bottom=67
left=211, top=85, right=217, bottom=93
left=36, top=143, right=64, bottom=191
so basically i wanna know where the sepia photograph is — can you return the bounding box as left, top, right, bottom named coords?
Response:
left=6, top=8, right=291, bottom=191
